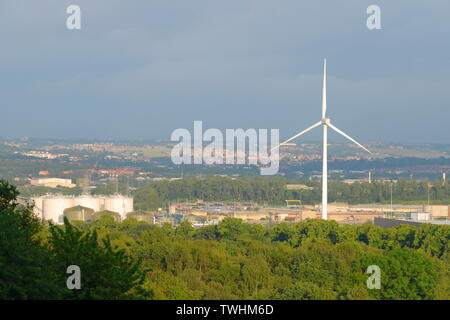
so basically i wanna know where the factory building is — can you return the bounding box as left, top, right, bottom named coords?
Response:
left=127, top=211, right=155, bottom=224
left=375, top=217, right=450, bottom=228
left=423, top=205, right=450, bottom=219
left=29, top=177, right=76, bottom=188
left=32, top=195, right=133, bottom=224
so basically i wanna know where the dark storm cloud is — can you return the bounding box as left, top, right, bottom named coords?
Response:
left=0, top=0, right=449, bottom=143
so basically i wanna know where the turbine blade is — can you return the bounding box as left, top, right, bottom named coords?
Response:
left=328, top=123, right=372, bottom=154
left=271, top=121, right=322, bottom=151
left=322, top=59, right=327, bottom=118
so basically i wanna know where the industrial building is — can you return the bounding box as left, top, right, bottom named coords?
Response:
left=375, top=217, right=450, bottom=228
left=29, top=177, right=76, bottom=188
left=167, top=201, right=450, bottom=226
left=32, top=194, right=133, bottom=224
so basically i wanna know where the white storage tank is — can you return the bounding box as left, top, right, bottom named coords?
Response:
left=30, top=195, right=133, bottom=224
left=42, top=196, right=75, bottom=224
left=31, top=196, right=45, bottom=220
left=104, top=195, right=133, bottom=220
left=77, top=196, right=101, bottom=212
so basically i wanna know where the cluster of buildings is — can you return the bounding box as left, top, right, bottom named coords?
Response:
left=164, top=201, right=450, bottom=226
left=20, top=151, right=68, bottom=159
left=29, top=178, right=76, bottom=188
left=32, top=194, right=134, bottom=224
left=374, top=204, right=450, bottom=227
left=29, top=194, right=450, bottom=227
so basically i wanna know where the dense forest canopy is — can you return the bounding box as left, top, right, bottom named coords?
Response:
left=1, top=180, right=449, bottom=300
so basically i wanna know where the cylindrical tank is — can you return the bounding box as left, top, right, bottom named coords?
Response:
left=42, top=196, right=74, bottom=224
left=77, top=196, right=101, bottom=212
left=31, top=196, right=45, bottom=219
left=63, top=205, right=95, bottom=222
left=104, top=196, right=133, bottom=220
left=93, top=210, right=121, bottom=222
left=30, top=195, right=133, bottom=224
left=124, top=197, right=134, bottom=217
left=126, top=211, right=154, bottom=224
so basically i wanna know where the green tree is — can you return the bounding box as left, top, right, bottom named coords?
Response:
left=0, top=180, right=62, bottom=299
left=49, top=218, right=143, bottom=299
left=361, top=247, right=438, bottom=300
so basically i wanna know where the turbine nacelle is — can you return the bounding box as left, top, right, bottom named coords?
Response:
left=322, top=118, right=331, bottom=125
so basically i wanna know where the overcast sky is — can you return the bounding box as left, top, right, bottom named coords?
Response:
left=0, top=1, right=449, bottom=143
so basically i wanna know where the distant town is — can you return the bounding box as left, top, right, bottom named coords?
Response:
left=1, top=137, right=448, bottom=228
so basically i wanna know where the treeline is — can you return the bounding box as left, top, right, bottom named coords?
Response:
left=132, top=177, right=450, bottom=210
left=1, top=179, right=450, bottom=300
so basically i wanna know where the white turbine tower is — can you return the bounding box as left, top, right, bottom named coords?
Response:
left=272, top=60, right=372, bottom=220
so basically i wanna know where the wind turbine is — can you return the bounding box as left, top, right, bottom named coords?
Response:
left=272, top=60, right=372, bottom=220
